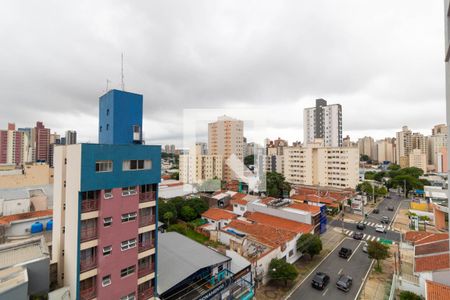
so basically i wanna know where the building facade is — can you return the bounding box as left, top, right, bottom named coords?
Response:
left=208, top=116, right=244, bottom=181
left=0, top=123, right=25, bottom=166
left=303, top=99, right=342, bottom=147
left=283, top=140, right=359, bottom=188
left=52, top=89, right=160, bottom=300
left=34, top=121, right=50, bottom=163
left=65, top=130, right=77, bottom=145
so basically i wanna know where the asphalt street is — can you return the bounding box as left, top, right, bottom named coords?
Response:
left=329, top=192, right=409, bottom=242
left=286, top=238, right=373, bottom=300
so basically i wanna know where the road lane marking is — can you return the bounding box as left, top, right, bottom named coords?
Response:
left=376, top=237, right=380, bottom=241
left=362, top=234, right=367, bottom=239
left=338, top=268, right=343, bottom=275
left=344, top=229, right=350, bottom=234
left=322, top=288, right=329, bottom=296
left=348, top=230, right=354, bottom=235
left=370, top=236, right=376, bottom=241
left=348, top=241, right=362, bottom=262
left=354, top=259, right=376, bottom=300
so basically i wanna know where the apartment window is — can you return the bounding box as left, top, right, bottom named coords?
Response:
left=96, top=160, right=113, bottom=172
left=120, top=293, right=135, bottom=300
left=102, top=275, right=111, bottom=287
left=106, top=124, right=110, bottom=130
left=104, top=189, right=113, bottom=199
left=103, top=217, right=112, bottom=227
left=120, top=265, right=135, bottom=278
left=121, top=239, right=137, bottom=251
left=103, top=245, right=112, bottom=256
left=122, top=160, right=152, bottom=171
left=122, top=186, right=137, bottom=196
left=106, top=109, right=110, bottom=116
left=121, top=212, right=137, bottom=223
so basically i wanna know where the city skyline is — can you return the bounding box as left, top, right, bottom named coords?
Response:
left=0, top=0, right=445, bottom=146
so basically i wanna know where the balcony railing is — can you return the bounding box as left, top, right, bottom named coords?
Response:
left=81, top=199, right=99, bottom=213
left=139, top=215, right=155, bottom=228
left=80, top=286, right=96, bottom=300
left=80, top=226, right=97, bottom=242
left=139, top=191, right=156, bottom=203
left=80, top=255, right=97, bottom=273
left=138, top=262, right=155, bottom=278
left=138, top=287, right=154, bottom=300
left=138, top=240, right=153, bottom=253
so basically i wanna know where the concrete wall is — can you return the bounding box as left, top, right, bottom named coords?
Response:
left=6, top=216, right=52, bottom=238
left=26, top=258, right=50, bottom=295
left=0, top=280, right=28, bottom=300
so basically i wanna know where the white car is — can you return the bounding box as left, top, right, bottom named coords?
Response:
left=375, top=224, right=386, bottom=233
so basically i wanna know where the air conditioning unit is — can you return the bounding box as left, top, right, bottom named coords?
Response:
left=104, top=193, right=113, bottom=199
left=133, top=125, right=142, bottom=144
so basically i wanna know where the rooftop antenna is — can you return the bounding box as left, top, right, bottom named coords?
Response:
left=121, top=52, right=125, bottom=91
left=105, top=79, right=111, bottom=92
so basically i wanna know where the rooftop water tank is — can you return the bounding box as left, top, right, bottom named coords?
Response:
left=46, top=219, right=53, bottom=231
left=31, top=222, right=43, bottom=234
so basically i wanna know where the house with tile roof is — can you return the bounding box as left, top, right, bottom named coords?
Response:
left=201, top=208, right=238, bottom=231
left=426, top=280, right=450, bottom=300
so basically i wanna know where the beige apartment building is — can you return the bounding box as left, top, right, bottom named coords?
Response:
left=409, top=149, right=427, bottom=173
left=179, top=153, right=223, bottom=184
left=208, top=116, right=244, bottom=181
left=376, top=138, right=396, bottom=163
left=283, top=140, right=359, bottom=189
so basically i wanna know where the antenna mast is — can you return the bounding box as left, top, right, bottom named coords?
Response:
left=121, top=53, right=125, bottom=91
left=105, top=79, right=111, bottom=92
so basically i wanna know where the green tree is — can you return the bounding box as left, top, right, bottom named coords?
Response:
left=373, top=171, right=386, bottom=182
left=168, top=223, right=187, bottom=235
left=367, top=241, right=391, bottom=271
left=158, top=201, right=177, bottom=223
left=389, top=175, right=424, bottom=197
left=268, top=258, right=299, bottom=286
left=399, top=291, right=422, bottom=300
left=364, top=171, right=376, bottom=180
left=375, top=186, right=388, bottom=198
left=360, top=154, right=370, bottom=162
left=186, top=198, right=209, bottom=215
left=170, top=172, right=179, bottom=180
left=388, top=164, right=400, bottom=171
left=163, top=211, right=174, bottom=226
left=244, top=155, right=254, bottom=166
left=266, top=172, right=291, bottom=198
left=419, top=215, right=431, bottom=231
left=179, top=205, right=197, bottom=221
left=296, top=233, right=323, bottom=260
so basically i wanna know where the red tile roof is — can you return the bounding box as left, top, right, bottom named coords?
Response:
left=225, top=219, right=296, bottom=248
left=427, top=280, right=450, bottom=300
left=0, top=209, right=53, bottom=225
left=230, top=193, right=248, bottom=206
left=246, top=212, right=314, bottom=234
left=288, top=202, right=321, bottom=214
left=415, top=240, right=449, bottom=256
left=416, top=233, right=449, bottom=245
left=201, top=208, right=237, bottom=221
left=415, top=253, right=450, bottom=273
left=405, top=231, right=434, bottom=243
left=291, top=194, right=335, bottom=205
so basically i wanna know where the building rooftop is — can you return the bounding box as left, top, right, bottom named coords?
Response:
left=415, top=253, right=450, bottom=273
left=202, top=208, right=238, bottom=221
left=246, top=212, right=313, bottom=234
left=157, top=232, right=231, bottom=295
left=0, top=236, right=49, bottom=270
left=0, top=209, right=53, bottom=225
left=405, top=232, right=449, bottom=245
left=225, top=219, right=296, bottom=249
left=426, top=280, right=450, bottom=300
left=0, top=266, right=28, bottom=294
left=413, top=233, right=450, bottom=273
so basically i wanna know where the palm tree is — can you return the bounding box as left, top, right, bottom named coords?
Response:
left=419, top=215, right=431, bottom=231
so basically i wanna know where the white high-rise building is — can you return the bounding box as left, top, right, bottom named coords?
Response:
left=303, top=99, right=342, bottom=147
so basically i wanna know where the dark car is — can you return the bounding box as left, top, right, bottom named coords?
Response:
left=353, top=231, right=364, bottom=240
left=339, top=247, right=352, bottom=258
left=387, top=206, right=394, bottom=211
left=373, top=208, right=380, bottom=214
left=311, top=272, right=330, bottom=290
left=356, top=222, right=366, bottom=230
left=336, top=274, right=353, bottom=292
left=381, top=216, right=390, bottom=224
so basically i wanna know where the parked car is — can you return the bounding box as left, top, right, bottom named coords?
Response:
left=387, top=206, right=394, bottom=211
left=356, top=222, right=366, bottom=230
left=362, top=242, right=368, bottom=253
left=353, top=232, right=364, bottom=240
left=311, top=272, right=330, bottom=290
left=336, top=274, right=353, bottom=292
left=381, top=216, right=389, bottom=224
left=339, top=247, right=353, bottom=258
left=372, top=208, right=380, bottom=214
left=375, top=224, right=386, bottom=233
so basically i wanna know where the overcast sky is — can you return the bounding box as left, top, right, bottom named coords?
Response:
left=0, top=0, right=446, bottom=147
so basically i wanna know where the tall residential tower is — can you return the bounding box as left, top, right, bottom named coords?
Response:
left=303, top=99, right=342, bottom=147
left=53, top=89, right=160, bottom=300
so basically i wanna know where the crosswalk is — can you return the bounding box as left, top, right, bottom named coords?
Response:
left=343, top=229, right=381, bottom=242
left=361, top=221, right=393, bottom=231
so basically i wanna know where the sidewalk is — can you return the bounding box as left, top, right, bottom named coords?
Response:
left=254, top=228, right=345, bottom=300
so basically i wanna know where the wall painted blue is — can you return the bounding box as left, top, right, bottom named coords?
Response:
left=80, top=143, right=161, bottom=192
left=98, top=89, right=143, bottom=145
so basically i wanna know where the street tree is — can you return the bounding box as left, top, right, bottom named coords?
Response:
left=266, top=172, right=291, bottom=198
left=163, top=211, right=174, bottom=226
left=268, top=258, right=299, bottom=286
left=296, top=233, right=323, bottom=260
left=367, top=241, right=391, bottom=271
